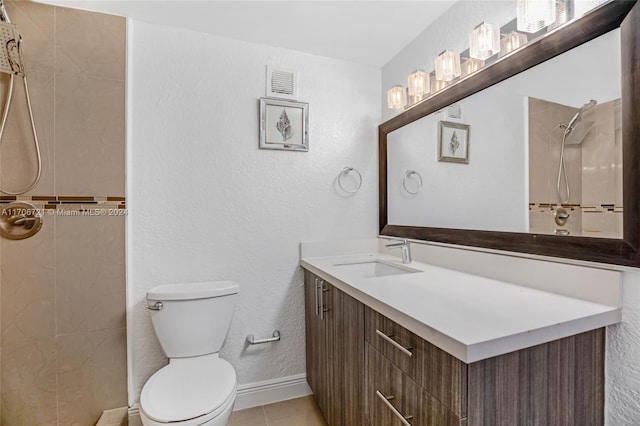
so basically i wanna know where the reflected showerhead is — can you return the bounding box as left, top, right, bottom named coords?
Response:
left=564, top=120, right=594, bottom=145
left=566, top=99, right=597, bottom=132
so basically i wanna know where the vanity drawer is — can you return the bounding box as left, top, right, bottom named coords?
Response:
left=365, top=343, right=463, bottom=426
left=365, top=306, right=467, bottom=417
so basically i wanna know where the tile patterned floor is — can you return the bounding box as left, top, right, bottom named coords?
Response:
left=228, top=396, right=328, bottom=426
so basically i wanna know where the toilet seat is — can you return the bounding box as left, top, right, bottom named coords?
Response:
left=140, top=355, right=236, bottom=425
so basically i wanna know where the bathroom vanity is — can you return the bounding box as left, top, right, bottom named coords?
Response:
left=300, top=242, right=620, bottom=426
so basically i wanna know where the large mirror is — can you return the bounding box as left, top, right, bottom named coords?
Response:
left=379, top=0, right=640, bottom=267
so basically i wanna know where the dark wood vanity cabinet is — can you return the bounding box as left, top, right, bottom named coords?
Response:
left=304, top=270, right=364, bottom=426
left=304, top=271, right=605, bottom=426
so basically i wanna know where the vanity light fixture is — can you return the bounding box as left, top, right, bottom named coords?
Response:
left=461, top=57, right=485, bottom=77
left=517, top=0, right=556, bottom=33
left=407, top=69, right=430, bottom=99
left=469, top=22, right=500, bottom=60
left=434, top=50, right=461, bottom=82
left=387, top=85, right=406, bottom=109
left=500, top=31, right=528, bottom=57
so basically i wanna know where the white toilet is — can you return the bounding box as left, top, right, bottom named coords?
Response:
left=140, top=281, right=239, bottom=426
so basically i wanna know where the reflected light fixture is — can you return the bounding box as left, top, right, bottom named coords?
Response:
left=387, top=85, right=406, bottom=109
left=517, top=0, right=556, bottom=33
left=407, top=69, right=430, bottom=99
left=434, top=50, right=461, bottom=82
left=429, top=71, right=448, bottom=93
left=500, top=31, right=528, bottom=57
left=549, top=0, right=572, bottom=30
left=461, top=57, right=485, bottom=77
left=469, top=22, right=500, bottom=60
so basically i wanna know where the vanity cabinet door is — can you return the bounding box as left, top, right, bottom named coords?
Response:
left=304, top=270, right=365, bottom=426
left=304, top=270, right=328, bottom=418
left=365, top=343, right=463, bottom=426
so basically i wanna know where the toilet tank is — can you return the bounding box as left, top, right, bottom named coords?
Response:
left=146, top=281, right=239, bottom=358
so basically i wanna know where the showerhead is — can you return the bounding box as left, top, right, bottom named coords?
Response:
left=0, top=22, right=23, bottom=75
left=0, top=2, right=24, bottom=76
left=566, top=99, right=597, bottom=132
left=564, top=120, right=594, bottom=145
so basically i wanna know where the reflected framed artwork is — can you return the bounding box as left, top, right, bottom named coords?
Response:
left=438, top=121, right=469, bottom=163
left=259, top=97, right=309, bottom=151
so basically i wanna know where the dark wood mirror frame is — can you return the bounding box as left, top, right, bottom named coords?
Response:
left=379, top=0, right=640, bottom=267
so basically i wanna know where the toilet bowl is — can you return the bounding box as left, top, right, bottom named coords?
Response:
left=140, top=281, right=239, bottom=426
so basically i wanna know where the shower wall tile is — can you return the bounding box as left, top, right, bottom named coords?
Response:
left=55, top=215, right=126, bottom=334
left=54, top=73, right=125, bottom=196
left=581, top=100, right=621, bottom=207
left=528, top=98, right=552, bottom=203
left=582, top=212, right=623, bottom=239
left=1, top=215, right=55, bottom=341
left=56, top=328, right=128, bottom=426
left=54, top=7, right=125, bottom=81
left=0, top=70, right=55, bottom=196
left=1, top=336, right=58, bottom=426
left=614, top=100, right=623, bottom=207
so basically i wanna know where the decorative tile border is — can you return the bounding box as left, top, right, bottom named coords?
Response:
left=529, top=203, right=623, bottom=213
left=0, top=196, right=127, bottom=217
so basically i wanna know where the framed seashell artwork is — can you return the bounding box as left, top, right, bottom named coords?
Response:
left=438, top=121, right=469, bottom=164
left=259, top=97, right=309, bottom=151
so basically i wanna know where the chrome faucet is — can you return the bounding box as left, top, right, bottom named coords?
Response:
left=385, top=239, right=412, bottom=264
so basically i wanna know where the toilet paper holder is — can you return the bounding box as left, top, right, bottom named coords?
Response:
left=246, top=330, right=281, bottom=345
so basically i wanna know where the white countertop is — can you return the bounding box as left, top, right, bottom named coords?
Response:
left=300, top=251, right=621, bottom=363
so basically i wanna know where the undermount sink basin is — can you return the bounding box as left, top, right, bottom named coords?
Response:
left=332, top=260, right=419, bottom=278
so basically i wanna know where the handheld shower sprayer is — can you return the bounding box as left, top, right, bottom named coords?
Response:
left=0, top=1, right=42, bottom=195
left=556, top=99, right=598, bottom=205
left=565, top=99, right=597, bottom=133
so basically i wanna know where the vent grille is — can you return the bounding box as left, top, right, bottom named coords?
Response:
left=266, top=67, right=297, bottom=100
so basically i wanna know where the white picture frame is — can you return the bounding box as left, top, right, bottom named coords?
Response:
left=438, top=121, right=469, bottom=163
left=259, top=97, right=309, bottom=151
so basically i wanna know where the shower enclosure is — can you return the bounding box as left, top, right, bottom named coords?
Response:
left=528, top=96, right=623, bottom=238
left=0, top=1, right=127, bottom=425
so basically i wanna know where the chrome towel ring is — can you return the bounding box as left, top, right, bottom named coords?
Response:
left=338, top=167, right=362, bottom=193
left=402, top=170, right=423, bottom=195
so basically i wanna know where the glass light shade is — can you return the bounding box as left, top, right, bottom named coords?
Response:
left=461, top=57, right=485, bottom=77
left=517, top=0, right=556, bottom=33
left=429, top=72, right=449, bottom=93
left=407, top=69, right=430, bottom=98
left=434, top=50, right=461, bottom=82
left=549, top=0, right=571, bottom=30
left=500, top=31, right=528, bottom=57
left=469, top=22, right=500, bottom=60
left=387, top=85, right=406, bottom=109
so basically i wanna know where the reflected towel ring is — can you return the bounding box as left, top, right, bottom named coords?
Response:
left=338, top=167, right=362, bottom=193
left=402, top=170, right=423, bottom=195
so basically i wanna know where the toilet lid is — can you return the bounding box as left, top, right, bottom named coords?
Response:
left=141, top=357, right=236, bottom=423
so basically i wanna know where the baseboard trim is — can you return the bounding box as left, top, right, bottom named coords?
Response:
left=128, top=374, right=312, bottom=422
left=234, top=373, right=312, bottom=410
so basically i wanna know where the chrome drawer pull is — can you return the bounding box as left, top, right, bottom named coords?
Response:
left=376, top=329, right=413, bottom=357
left=319, top=280, right=326, bottom=320
left=376, top=390, right=413, bottom=426
left=314, top=278, right=320, bottom=316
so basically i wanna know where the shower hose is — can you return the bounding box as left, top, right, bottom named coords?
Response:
left=0, top=72, right=41, bottom=195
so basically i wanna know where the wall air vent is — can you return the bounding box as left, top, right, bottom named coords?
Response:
left=266, top=66, right=298, bottom=100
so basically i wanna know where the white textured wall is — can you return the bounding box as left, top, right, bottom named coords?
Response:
left=382, top=1, right=640, bottom=423
left=127, top=21, right=380, bottom=404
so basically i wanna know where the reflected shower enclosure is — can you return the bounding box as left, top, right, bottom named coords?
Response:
left=528, top=97, right=622, bottom=238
